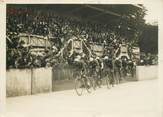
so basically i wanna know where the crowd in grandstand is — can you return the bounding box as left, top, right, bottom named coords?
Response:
left=6, top=8, right=158, bottom=70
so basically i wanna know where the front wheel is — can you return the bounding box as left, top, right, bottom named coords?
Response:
left=105, top=76, right=111, bottom=89
left=75, top=78, right=84, bottom=96
left=85, top=77, right=93, bottom=93
left=97, top=78, right=102, bottom=88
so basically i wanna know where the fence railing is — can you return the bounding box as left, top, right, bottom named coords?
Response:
left=6, top=64, right=76, bottom=97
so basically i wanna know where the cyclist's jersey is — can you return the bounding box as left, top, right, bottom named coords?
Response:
left=114, top=59, right=121, bottom=71
left=89, top=59, right=98, bottom=70
left=128, top=61, right=134, bottom=69
left=108, top=58, right=113, bottom=69
left=103, top=57, right=113, bottom=70
left=88, top=59, right=99, bottom=76
left=74, top=60, right=86, bottom=71
left=122, top=60, right=127, bottom=68
left=103, top=57, right=114, bottom=78
left=97, top=58, right=104, bottom=70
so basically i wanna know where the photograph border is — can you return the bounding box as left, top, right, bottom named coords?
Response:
left=1, top=0, right=163, bottom=116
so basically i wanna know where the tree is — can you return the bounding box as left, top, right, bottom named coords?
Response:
left=114, top=5, right=147, bottom=46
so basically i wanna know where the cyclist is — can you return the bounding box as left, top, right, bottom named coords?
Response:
left=121, top=57, right=128, bottom=79
left=103, top=55, right=114, bottom=87
left=73, top=53, right=89, bottom=88
left=127, top=59, right=134, bottom=77
left=88, top=56, right=99, bottom=76
left=113, top=57, right=122, bottom=84
left=96, top=56, right=104, bottom=80
left=73, top=54, right=86, bottom=77
left=88, top=56, right=101, bottom=88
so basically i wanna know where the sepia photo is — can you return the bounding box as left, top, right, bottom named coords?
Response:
left=0, top=1, right=162, bottom=117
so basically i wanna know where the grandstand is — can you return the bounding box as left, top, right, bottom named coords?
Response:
left=6, top=4, right=145, bottom=68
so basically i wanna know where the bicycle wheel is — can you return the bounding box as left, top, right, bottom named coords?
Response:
left=75, top=78, right=84, bottom=96
left=105, top=76, right=111, bottom=89
left=92, top=78, right=97, bottom=90
left=85, top=77, right=93, bottom=93
left=97, top=78, right=102, bottom=88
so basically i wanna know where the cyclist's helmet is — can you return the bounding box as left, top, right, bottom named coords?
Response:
left=115, top=57, right=119, bottom=60
left=74, top=55, right=81, bottom=62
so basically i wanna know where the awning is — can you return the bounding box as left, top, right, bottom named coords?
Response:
left=7, top=4, right=142, bottom=25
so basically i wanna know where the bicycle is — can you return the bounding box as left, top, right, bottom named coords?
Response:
left=103, top=69, right=112, bottom=89
left=91, top=74, right=102, bottom=90
left=90, top=67, right=113, bottom=90
left=75, top=71, right=93, bottom=96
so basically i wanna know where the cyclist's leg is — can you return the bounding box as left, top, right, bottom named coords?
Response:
left=115, top=70, right=120, bottom=85
left=97, top=70, right=102, bottom=88
left=117, top=69, right=121, bottom=83
left=106, top=70, right=112, bottom=88
left=114, top=71, right=118, bottom=84
left=111, top=70, right=115, bottom=86
left=122, top=67, right=126, bottom=79
left=91, top=70, right=97, bottom=90
left=118, top=69, right=121, bottom=83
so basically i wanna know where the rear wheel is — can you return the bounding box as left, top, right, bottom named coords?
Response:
left=75, top=78, right=84, bottom=96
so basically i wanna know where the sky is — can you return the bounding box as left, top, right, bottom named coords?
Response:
left=143, top=2, right=160, bottom=24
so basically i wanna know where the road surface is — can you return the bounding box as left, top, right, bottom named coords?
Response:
left=6, top=79, right=159, bottom=117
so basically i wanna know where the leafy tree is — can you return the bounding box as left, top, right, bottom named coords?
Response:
left=114, top=5, right=147, bottom=46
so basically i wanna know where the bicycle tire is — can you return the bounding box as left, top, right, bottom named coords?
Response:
left=75, top=78, right=84, bottom=96
left=97, top=78, right=102, bottom=88
left=85, top=77, right=93, bottom=93
left=105, top=76, right=111, bottom=89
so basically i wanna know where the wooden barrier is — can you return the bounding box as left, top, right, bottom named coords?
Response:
left=6, top=66, right=74, bottom=97
left=52, top=64, right=75, bottom=91
left=8, top=65, right=157, bottom=96
left=6, top=68, right=52, bottom=97
left=6, top=69, right=31, bottom=97
left=32, top=68, right=52, bottom=94
left=136, top=65, right=158, bottom=81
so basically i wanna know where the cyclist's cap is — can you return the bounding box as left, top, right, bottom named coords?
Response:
left=104, top=56, right=108, bottom=60
left=115, top=57, right=119, bottom=60
left=96, top=57, right=100, bottom=59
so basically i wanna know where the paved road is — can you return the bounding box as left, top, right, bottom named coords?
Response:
left=6, top=79, right=159, bottom=117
